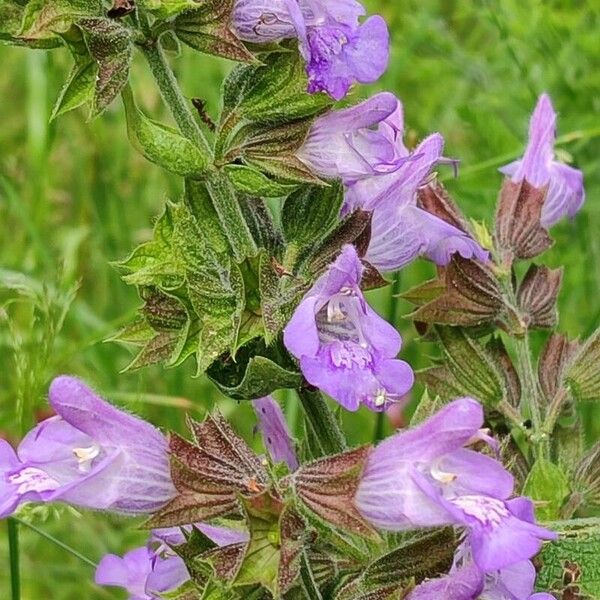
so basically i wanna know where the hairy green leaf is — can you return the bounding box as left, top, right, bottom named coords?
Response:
left=78, top=17, right=133, bottom=117
left=225, top=164, right=299, bottom=198
left=565, top=326, right=600, bottom=402
left=122, top=87, right=208, bottom=177
left=523, top=459, right=570, bottom=521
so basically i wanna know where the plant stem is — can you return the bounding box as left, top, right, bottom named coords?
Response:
left=13, top=517, right=97, bottom=569
left=7, top=518, right=20, bottom=600
left=139, top=36, right=256, bottom=260
left=514, top=333, right=548, bottom=458
left=140, top=43, right=211, bottom=156
left=298, top=387, right=346, bottom=456
left=373, top=272, right=402, bottom=442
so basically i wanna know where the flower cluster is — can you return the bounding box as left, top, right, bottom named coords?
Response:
left=356, top=398, right=556, bottom=598
left=2, top=378, right=559, bottom=598
left=232, top=0, right=390, bottom=99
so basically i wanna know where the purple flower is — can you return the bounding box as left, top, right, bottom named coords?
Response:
left=252, top=396, right=299, bottom=471
left=232, top=0, right=390, bottom=99
left=355, top=398, right=555, bottom=570
left=96, top=547, right=157, bottom=600
left=366, top=203, right=489, bottom=272
left=283, top=244, right=414, bottom=411
left=0, top=376, right=176, bottom=517
left=297, top=92, right=409, bottom=182
left=500, top=93, right=584, bottom=228
left=96, top=546, right=188, bottom=600
left=344, top=131, right=445, bottom=213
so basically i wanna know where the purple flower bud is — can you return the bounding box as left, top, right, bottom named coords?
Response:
left=297, top=92, right=410, bottom=182
left=233, top=0, right=390, bottom=99
left=283, top=244, right=414, bottom=411
left=500, top=93, right=585, bottom=228
left=252, top=396, right=299, bottom=471
left=232, top=0, right=298, bottom=42
left=355, top=398, right=555, bottom=571
left=0, top=376, right=176, bottom=517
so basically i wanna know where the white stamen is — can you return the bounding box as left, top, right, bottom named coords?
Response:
left=374, top=389, right=387, bottom=407
left=73, top=444, right=101, bottom=473
left=430, top=462, right=457, bottom=484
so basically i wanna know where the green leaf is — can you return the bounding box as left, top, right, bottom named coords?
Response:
left=335, top=529, right=457, bottom=600
left=50, top=60, right=96, bottom=120
left=282, top=182, right=344, bottom=250
left=220, top=52, right=332, bottom=128
left=523, top=459, right=570, bottom=521
left=433, top=326, right=507, bottom=407
left=140, top=0, right=202, bottom=19
left=20, top=0, right=102, bottom=41
left=116, top=203, right=185, bottom=289
left=225, top=164, right=299, bottom=198
left=174, top=0, right=255, bottom=63
left=259, top=253, right=309, bottom=343
left=122, top=87, right=208, bottom=177
left=77, top=17, right=133, bottom=117
left=565, top=326, right=600, bottom=403
left=207, top=338, right=302, bottom=400
left=1, top=2, right=62, bottom=48
left=536, top=518, right=600, bottom=598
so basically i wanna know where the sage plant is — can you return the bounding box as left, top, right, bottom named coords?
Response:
left=1, top=0, right=598, bottom=598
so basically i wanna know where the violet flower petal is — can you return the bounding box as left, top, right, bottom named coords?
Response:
left=253, top=396, right=299, bottom=471
left=95, top=547, right=153, bottom=600
left=499, top=93, right=585, bottom=228
left=407, top=562, right=483, bottom=600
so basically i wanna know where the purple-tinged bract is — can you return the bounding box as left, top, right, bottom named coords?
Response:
left=0, top=376, right=176, bottom=518
left=500, top=93, right=585, bottom=228
left=253, top=396, right=299, bottom=471
left=284, top=244, right=414, bottom=411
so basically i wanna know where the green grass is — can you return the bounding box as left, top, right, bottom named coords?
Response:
left=1, top=1, right=599, bottom=597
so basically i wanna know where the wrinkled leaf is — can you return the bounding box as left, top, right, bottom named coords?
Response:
left=50, top=60, right=97, bottom=120
left=78, top=17, right=133, bottom=117
left=523, top=459, right=570, bottom=521
left=122, top=87, right=208, bottom=177
left=565, top=326, right=600, bottom=403
left=536, top=518, right=600, bottom=598
left=294, top=446, right=377, bottom=539
left=494, top=178, right=553, bottom=262
left=207, top=339, right=302, bottom=401
left=20, top=0, right=102, bottom=40
left=174, top=0, right=255, bottom=63
left=517, top=264, right=563, bottom=329
left=225, top=164, right=299, bottom=198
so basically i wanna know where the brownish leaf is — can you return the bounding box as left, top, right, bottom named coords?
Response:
left=538, top=333, right=580, bottom=402
left=487, top=336, right=521, bottom=407
left=294, top=446, right=378, bottom=539
left=417, top=181, right=471, bottom=232
left=147, top=414, right=268, bottom=528
left=494, top=179, right=553, bottom=261
left=360, top=261, right=389, bottom=291
left=407, top=256, right=521, bottom=330
left=278, top=507, right=307, bottom=594
left=201, top=542, right=247, bottom=580
left=517, top=264, right=563, bottom=329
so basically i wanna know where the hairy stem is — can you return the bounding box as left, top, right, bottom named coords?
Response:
left=298, top=387, right=347, bottom=456
left=514, top=333, right=548, bottom=458
left=7, top=518, right=20, bottom=600
left=139, top=34, right=256, bottom=260
left=139, top=43, right=211, bottom=157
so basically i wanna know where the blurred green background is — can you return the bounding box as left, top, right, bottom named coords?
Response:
left=1, top=0, right=599, bottom=597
